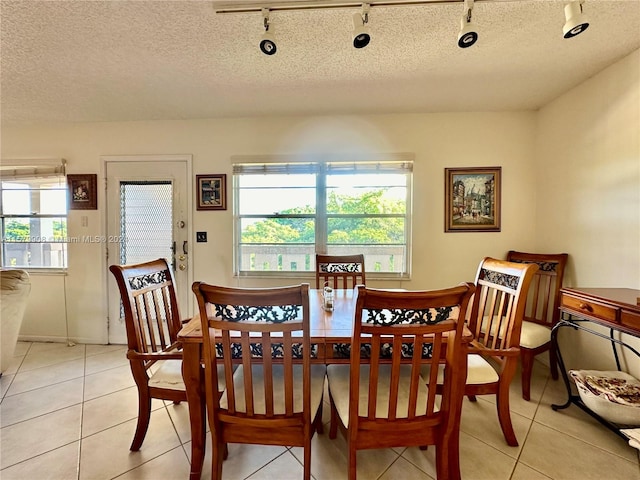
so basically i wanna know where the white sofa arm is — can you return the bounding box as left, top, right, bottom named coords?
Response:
left=1, top=269, right=31, bottom=375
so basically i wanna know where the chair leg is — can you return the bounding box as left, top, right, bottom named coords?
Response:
left=130, top=389, right=152, bottom=451
left=466, top=394, right=477, bottom=402
left=303, top=442, right=312, bottom=480
left=496, top=382, right=518, bottom=447
left=212, top=438, right=224, bottom=480
left=521, top=349, right=534, bottom=401
left=348, top=442, right=357, bottom=480
left=436, top=438, right=461, bottom=480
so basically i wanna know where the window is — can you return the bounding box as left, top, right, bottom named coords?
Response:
left=0, top=161, right=68, bottom=269
left=234, top=158, right=413, bottom=278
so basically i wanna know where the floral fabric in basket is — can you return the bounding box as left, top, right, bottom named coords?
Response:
left=570, top=370, right=640, bottom=407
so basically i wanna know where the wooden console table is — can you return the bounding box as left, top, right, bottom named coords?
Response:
left=551, top=287, right=640, bottom=436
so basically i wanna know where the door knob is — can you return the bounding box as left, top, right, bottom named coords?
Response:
left=178, top=264, right=186, bottom=271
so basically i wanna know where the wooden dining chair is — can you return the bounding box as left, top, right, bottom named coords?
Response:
left=506, top=251, right=569, bottom=401
left=456, top=257, right=538, bottom=446
left=315, top=253, right=366, bottom=289
left=192, top=282, right=325, bottom=480
left=327, top=283, right=475, bottom=480
left=109, top=258, right=186, bottom=451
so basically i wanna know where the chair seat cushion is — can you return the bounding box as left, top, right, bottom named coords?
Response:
left=327, top=364, right=435, bottom=427
left=466, top=354, right=500, bottom=384
left=519, top=321, right=551, bottom=349
left=221, top=364, right=326, bottom=415
left=149, top=359, right=185, bottom=391
left=149, top=357, right=227, bottom=392
left=421, top=354, right=499, bottom=386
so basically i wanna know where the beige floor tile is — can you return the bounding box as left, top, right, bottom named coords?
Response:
left=202, top=444, right=288, bottom=480
left=0, top=404, right=82, bottom=469
left=536, top=377, right=638, bottom=463
left=380, top=456, right=434, bottom=479
left=18, top=343, right=85, bottom=372
left=83, top=364, right=135, bottom=401
left=0, top=372, right=16, bottom=398
left=507, top=361, right=554, bottom=419
left=4, top=341, right=638, bottom=480
left=395, top=446, right=437, bottom=478
left=85, top=343, right=126, bottom=358
left=85, top=347, right=129, bottom=375
left=13, top=341, right=32, bottom=356
left=0, top=377, right=84, bottom=427
left=459, top=396, right=532, bottom=457
left=5, top=358, right=85, bottom=396
left=79, top=409, right=182, bottom=480
left=82, top=386, right=164, bottom=438
left=519, top=422, right=640, bottom=480
left=0, top=441, right=80, bottom=480
left=291, top=429, right=400, bottom=480
left=114, top=445, right=191, bottom=480
left=511, top=462, right=553, bottom=480
left=1, top=354, right=24, bottom=376
left=247, top=450, right=305, bottom=479
left=164, top=400, right=193, bottom=444
left=400, top=430, right=516, bottom=480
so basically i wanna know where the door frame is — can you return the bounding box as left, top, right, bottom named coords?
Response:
left=101, top=154, right=193, bottom=343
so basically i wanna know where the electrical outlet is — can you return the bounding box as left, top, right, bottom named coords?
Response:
left=196, top=231, right=207, bottom=242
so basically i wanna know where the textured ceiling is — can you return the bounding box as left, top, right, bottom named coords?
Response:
left=1, top=0, right=639, bottom=125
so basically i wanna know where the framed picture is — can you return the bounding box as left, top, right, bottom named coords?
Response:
left=196, top=174, right=227, bottom=210
left=67, top=174, right=98, bottom=210
left=444, top=167, right=501, bottom=232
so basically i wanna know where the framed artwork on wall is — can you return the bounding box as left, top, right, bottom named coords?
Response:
left=444, top=167, right=501, bottom=232
left=67, top=174, right=98, bottom=210
left=196, top=174, right=227, bottom=210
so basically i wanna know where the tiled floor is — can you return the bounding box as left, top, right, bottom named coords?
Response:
left=1, top=342, right=639, bottom=480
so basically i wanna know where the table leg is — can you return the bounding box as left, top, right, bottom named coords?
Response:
left=182, top=342, right=206, bottom=480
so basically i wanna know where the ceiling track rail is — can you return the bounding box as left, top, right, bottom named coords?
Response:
left=213, top=0, right=524, bottom=14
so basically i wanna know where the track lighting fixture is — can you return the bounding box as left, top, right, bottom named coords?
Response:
left=457, top=0, right=478, bottom=48
left=215, top=1, right=595, bottom=54
left=563, top=0, right=589, bottom=39
left=260, top=8, right=277, bottom=55
left=352, top=3, right=371, bottom=49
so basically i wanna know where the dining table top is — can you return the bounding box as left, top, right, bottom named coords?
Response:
left=178, top=287, right=473, bottom=347
left=178, top=287, right=357, bottom=343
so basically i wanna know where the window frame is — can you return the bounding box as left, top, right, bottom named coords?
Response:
left=0, top=159, right=68, bottom=272
left=232, top=155, right=413, bottom=279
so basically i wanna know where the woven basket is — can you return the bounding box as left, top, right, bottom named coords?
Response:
left=569, top=370, right=640, bottom=426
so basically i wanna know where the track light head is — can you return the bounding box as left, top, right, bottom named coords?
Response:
left=352, top=4, right=371, bottom=49
left=457, top=0, right=478, bottom=48
left=260, top=9, right=277, bottom=55
left=563, top=1, right=589, bottom=39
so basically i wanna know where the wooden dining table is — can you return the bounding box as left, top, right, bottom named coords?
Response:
left=177, top=288, right=471, bottom=480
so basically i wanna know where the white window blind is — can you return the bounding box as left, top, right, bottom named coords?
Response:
left=1, top=159, right=68, bottom=269
left=233, top=156, right=413, bottom=278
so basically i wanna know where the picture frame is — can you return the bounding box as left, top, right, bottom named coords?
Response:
left=444, top=167, right=501, bottom=232
left=67, top=174, right=98, bottom=210
left=196, top=174, right=227, bottom=210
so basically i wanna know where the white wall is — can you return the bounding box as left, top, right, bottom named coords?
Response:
left=536, top=49, right=640, bottom=289
left=536, top=49, right=640, bottom=378
left=2, top=112, right=537, bottom=343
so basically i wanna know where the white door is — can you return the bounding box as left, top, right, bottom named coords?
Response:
left=105, top=155, right=192, bottom=344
